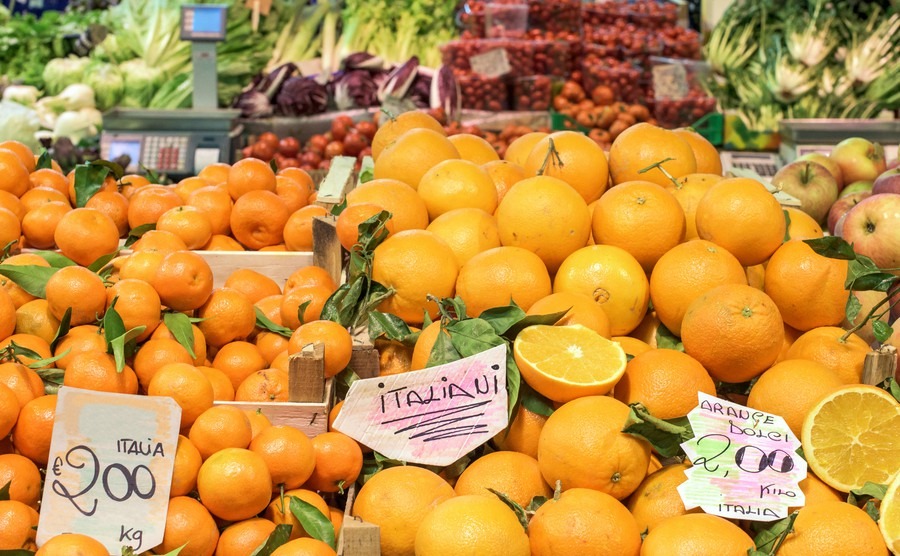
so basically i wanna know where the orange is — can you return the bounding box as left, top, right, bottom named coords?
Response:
left=303, top=431, right=363, bottom=492
left=409, top=320, right=449, bottom=371
left=249, top=424, right=316, bottom=490
left=456, top=246, right=551, bottom=317
left=0, top=149, right=29, bottom=197
left=126, top=185, right=182, bottom=229
left=156, top=495, right=219, bottom=556
left=231, top=190, right=291, bottom=250
left=212, top=340, right=268, bottom=391
left=785, top=326, right=870, bottom=384
left=256, top=331, right=290, bottom=365
left=44, top=265, right=106, bottom=326
left=0, top=191, right=24, bottom=222
left=764, top=240, right=849, bottom=331
left=328, top=507, right=344, bottom=538
left=504, top=131, right=549, bottom=166
left=203, top=234, right=245, bottom=250
left=345, top=178, right=430, bottom=232
left=130, top=229, right=189, bottom=254
left=614, top=349, right=716, bottom=419
left=640, top=513, right=754, bottom=556
left=51, top=325, right=105, bottom=370
left=35, top=533, right=108, bottom=555
left=216, top=518, right=277, bottom=556
left=0, top=362, right=43, bottom=410
left=155, top=205, right=214, bottom=250
left=664, top=173, right=722, bottom=240
left=614, top=336, right=654, bottom=357
left=844, top=289, right=891, bottom=345
left=371, top=230, right=459, bottom=324
left=275, top=174, right=310, bottom=213
left=228, top=157, right=277, bottom=200
left=592, top=181, right=686, bottom=272
left=106, top=278, right=161, bottom=342
left=151, top=320, right=207, bottom=366
left=695, top=177, right=786, bottom=266
left=235, top=368, right=290, bottom=402
left=132, top=337, right=194, bottom=391
left=0, top=384, right=19, bottom=438
left=424, top=207, right=500, bottom=267
left=414, top=495, right=529, bottom=556
left=447, top=133, right=499, bottom=164
left=197, top=365, right=235, bottom=401
left=371, top=110, right=446, bottom=160
left=374, top=128, right=460, bottom=190
left=197, top=447, right=272, bottom=521
left=0, top=208, right=21, bottom=253
left=553, top=245, right=650, bottom=336
left=197, top=287, right=257, bottom=347
left=492, top=403, right=547, bottom=459
left=84, top=190, right=129, bottom=238
left=265, top=488, right=330, bottom=540
left=19, top=186, right=69, bottom=212
left=11, top=393, right=56, bottom=465
left=417, top=159, right=498, bottom=220
left=526, top=291, right=612, bottom=337
left=795, top=472, right=843, bottom=510
left=784, top=206, right=825, bottom=240
left=189, top=405, right=253, bottom=459
left=283, top=205, right=328, bottom=251
left=270, top=537, right=337, bottom=556
left=538, top=395, right=650, bottom=498
left=186, top=185, right=233, bottom=236
left=20, top=201, right=66, bottom=249
left=482, top=159, right=525, bottom=205
left=352, top=465, right=456, bottom=556
left=0, top=453, right=42, bottom=508
left=523, top=131, right=609, bottom=203
left=53, top=207, right=119, bottom=267
left=0, top=142, right=35, bottom=173
left=174, top=176, right=210, bottom=202
left=120, top=173, right=151, bottom=198
left=495, top=175, right=591, bottom=273
left=0, top=499, right=38, bottom=550
left=150, top=250, right=214, bottom=312
left=335, top=203, right=395, bottom=253
left=170, top=434, right=202, bottom=497
left=530, top=487, right=641, bottom=556
left=245, top=409, right=273, bottom=439
left=148, top=362, right=215, bottom=429
left=1, top=254, right=49, bottom=309
left=747, top=358, right=844, bottom=437
left=778, top=501, right=888, bottom=555
left=625, top=462, right=696, bottom=533
left=14, top=299, right=60, bottom=345
left=197, top=162, right=231, bottom=185
left=287, top=320, right=353, bottom=379
left=279, top=284, right=332, bottom=330
left=0, top=289, right=14, bottom=341
left=62, top=351, right=135, bottom=394
left=649, top=239, right=747, bottom=335
left=453, top=450, right=551, bottom=507
left=681, top=284, right=784, bottom=383
left=278, top=167, right=316, bottom=197
left=673, top=128, right=723, bottom=175
left=608, top=123, right=697, bottom=187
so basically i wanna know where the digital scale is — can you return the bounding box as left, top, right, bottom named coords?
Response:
left=719, top=151, right=782, bottom=180
left=100, top=4, right=242, bottom=180
left=779, top=119, right=900, bottom=163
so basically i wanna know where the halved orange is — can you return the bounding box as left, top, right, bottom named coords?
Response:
left=513, top=324, right=627, bottom=403
left=881, top=471, right=900, bottom=553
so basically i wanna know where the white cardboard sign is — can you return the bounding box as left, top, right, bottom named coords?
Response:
left=469, top=48, right=512, bottom=78
left=37, top=387, right=182, bottom=554
left=333, top=344, right=508, bottom=466
left=677, top=392, right=806, bottom=521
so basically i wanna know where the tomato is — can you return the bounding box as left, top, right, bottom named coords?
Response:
left=252, top=141, right=276, bottom=161
left=358, top=146, right=373, bottom=160
left=318, top=159, right=332, bottom=171
left=281, top=157, right=301, bottom=169
left=354, top=121, right=377, bottom=140
left=241, top=146, right=254, bottom=159
left=300, top=151, right=323, bottom=167
left=307, top=134, right=329, bottom=154
left=324, top=141, right=344, bottom=159
left=342, top=131, right=368, bottom=157
left=258, top=132, right=280, bottom=149
left=278, top=136, right=301, bottom=157
left=331, top=115, right=354, bottom=142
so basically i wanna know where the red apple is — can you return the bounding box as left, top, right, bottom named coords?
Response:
left=838, top=193, right=900, bottom=270
left=771, top=160, right=839, bottom=223
left=827, top=191, right=871, bottom=235
left=872, top=167, right=900, bottom=196
left=829, top=138, right=887, bottom=185
left=839, top=180, right=874, bottom=198
left=799, top=152, right=844, bottom=189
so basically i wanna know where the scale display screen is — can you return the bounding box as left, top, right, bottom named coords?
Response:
left=180, top=5, right=228, bottom=41
left=107, top=139, right=142, bottom=172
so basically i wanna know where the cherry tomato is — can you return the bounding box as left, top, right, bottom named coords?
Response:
left=281, top=157, right=300, bottom=169
left=331, top=115, right=354, bottom=142
left=324, top=141, right=344, bottom=159
left=342, top=131, right=368, bottom=157
left=252, top=141, right=276, bottom=161
left=354, top=121, right=377, bottom=141
left=307, top=134, right=329, bottom=154
left=278, top=136, right=301, bottom=157
left=258, top=132, right=280, bottom=149
left=300, top=151, right=323, bottom=167
left=318, top=159, right=332, bottom=171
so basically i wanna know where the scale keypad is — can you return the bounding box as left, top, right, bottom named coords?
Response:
left=143, top=136, right=189, bottom=172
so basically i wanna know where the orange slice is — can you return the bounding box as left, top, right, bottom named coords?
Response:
left=880, top=471, right=900, bottom=554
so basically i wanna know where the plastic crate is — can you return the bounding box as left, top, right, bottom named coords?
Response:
left=512, top=75, right=560, bottom=111
left=626, top=1, right=678, bottom=28
left=456, top=73, right=510, bottom=111
left=527, top=0, right=582, bottom=34
left=440, top=39, right=536, bottom=78
left=532, top=40, right=574, bottom=77
left=485, top=3, right=529, bottom=38
left=649, top=57, right=717, bottom=129
left=581, top=57, right=644, bottom=104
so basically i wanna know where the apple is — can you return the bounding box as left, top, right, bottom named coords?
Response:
left=829, top=137, right=887, bottom=185
left=838, top=193, right=900, bottom=270
left=827, top=191, right=870, bottom=235
left=799, top=152, right=844, bottom=189
left=873, top=167, right=900, bottom=196
left=839, top=180, right=873, bottom=198
left=771, top=160, right=839, bottom=223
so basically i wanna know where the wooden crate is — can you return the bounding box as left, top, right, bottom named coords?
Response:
left=337, top=483, right=380, bottom=556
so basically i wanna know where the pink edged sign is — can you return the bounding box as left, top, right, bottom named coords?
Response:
left=37, top=387, right=181, bottom=554
left=332, top=343, right=508, bottom=466
left=677, top=392, right=807, bottom=521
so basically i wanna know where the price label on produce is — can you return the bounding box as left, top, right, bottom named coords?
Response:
left=677, top=392, right=806, bottom=521
left=333, top=344, right=508, bottom=466
left=652, top=63, right=689, bottom=100
left=37, top=387, right=181, bottom=554
left=469, top=48, right=512, bottom=78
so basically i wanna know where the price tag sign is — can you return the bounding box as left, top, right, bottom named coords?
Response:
left=37, top=387, right=182, bottom=554
left=652, top=63, right=689, bottom=100
left=333, top=344, right=508, bottom=466
left=677, top=392, right=806, bottom=521
left=469, top=48, right=512, bottom=78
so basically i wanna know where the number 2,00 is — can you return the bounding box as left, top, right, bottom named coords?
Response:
left=693, top=434, right=795, bottom=476
left=50, top=445, right=157, bottom=516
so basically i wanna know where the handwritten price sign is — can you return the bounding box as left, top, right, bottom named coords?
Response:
left=333, top=344, right=508, bottom=466
left=37, top=387, right=181, bottom=554
left=677, top=392, right=806, bottom=521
